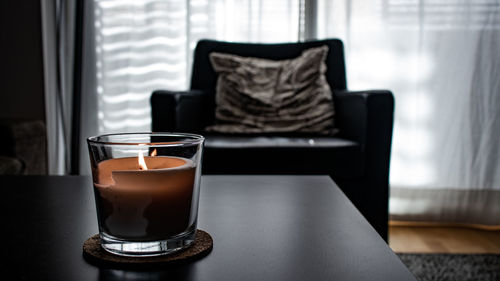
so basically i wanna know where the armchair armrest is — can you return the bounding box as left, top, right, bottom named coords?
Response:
left=334, top=90, right=394, bottom=241
left=335, top=90, right=394, bottom=143
left=334, top=89, right=394, bottom=181
left=151, top=89, right=210, bottom=133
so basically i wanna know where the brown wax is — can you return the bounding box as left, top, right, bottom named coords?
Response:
left=93, top=156, right=196, bottom=241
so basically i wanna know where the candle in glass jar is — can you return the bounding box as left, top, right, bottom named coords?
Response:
left=92, top=153, right=196, bottom=241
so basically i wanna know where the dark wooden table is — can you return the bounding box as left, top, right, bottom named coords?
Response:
left=1, top=175, right=415, bottom=281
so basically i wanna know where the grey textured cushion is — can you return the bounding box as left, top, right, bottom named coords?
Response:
left=206, top=45, right=335, bottom=135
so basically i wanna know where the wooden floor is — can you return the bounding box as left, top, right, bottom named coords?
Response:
left=389, top=225, right=500, bottom=254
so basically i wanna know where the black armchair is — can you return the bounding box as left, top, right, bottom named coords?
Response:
left=151, top=39, right=394, bottom=240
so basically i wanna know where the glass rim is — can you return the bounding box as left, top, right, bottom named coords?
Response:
left=87, top=132, right=204, bottom=146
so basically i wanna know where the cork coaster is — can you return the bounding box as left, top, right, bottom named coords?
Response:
left=83, top=230, right=213, bottom=269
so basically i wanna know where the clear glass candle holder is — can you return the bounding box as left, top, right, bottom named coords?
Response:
left=87, top=132, right=204, bottom=257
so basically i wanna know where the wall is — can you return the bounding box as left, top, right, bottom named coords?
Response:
left=0, top=0, right=45, bottom=121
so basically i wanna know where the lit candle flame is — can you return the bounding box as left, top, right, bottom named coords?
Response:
left=138, top=150, right=148, bottom=170
left=151, top=149, right=157, bottom=157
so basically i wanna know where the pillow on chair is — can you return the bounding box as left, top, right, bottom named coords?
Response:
left=205, top=45, right=336, bottom=135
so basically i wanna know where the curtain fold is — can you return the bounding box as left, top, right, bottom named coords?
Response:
left=41, top=0, right=77, bottom=175
left=79, top=0, right=98, bottom=176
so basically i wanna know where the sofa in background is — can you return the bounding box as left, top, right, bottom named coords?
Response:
left=0, top=119, right=47, bottom=175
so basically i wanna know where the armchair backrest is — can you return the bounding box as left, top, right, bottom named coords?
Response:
left=190, top=39, right=347, bottom=93
left=188, top=39, right=347, bottom=128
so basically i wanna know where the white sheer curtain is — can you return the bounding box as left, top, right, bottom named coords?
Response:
left=87, top=0, right=500, bottom=224
left=92, top=0, right=299, bottom=134
left=317, top=0, right=500, bottom=225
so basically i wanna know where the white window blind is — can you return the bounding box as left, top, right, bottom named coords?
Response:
left=383, top=0, right=500, bottom=29
left=94, top=0, right=299, bottom=134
